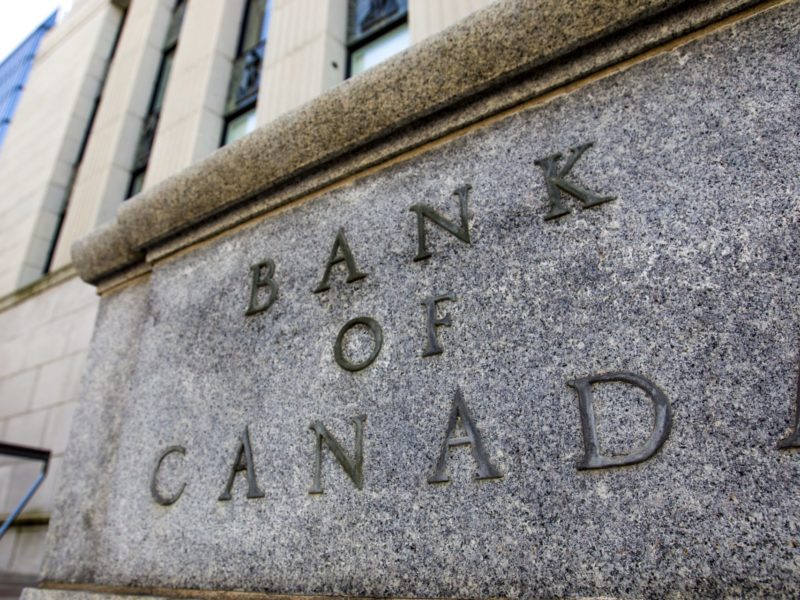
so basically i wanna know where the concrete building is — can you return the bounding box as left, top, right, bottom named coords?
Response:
left=0, top=0, right=492, bottom=594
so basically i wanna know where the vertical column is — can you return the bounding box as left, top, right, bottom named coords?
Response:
left=143, top=0, right=245, bottom=188
left=49, top=0, right=173, bottom=271
left=0, top=0, right=124, bottom=292
left=256, top=0, right=347, bottom=126
left=408, top=0, right=493, bottom=44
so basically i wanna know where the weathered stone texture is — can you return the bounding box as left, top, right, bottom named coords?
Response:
left=45, top=2, right=800, bottom=599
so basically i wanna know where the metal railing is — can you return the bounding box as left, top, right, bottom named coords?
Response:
left=0, top=442, right=50, bottom=540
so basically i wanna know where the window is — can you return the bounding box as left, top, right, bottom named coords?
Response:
left=126, top=0, right=187, bottom=199
left=347, top=0, right=409, bottom=77
left=221, top=0, right=273, bottom=146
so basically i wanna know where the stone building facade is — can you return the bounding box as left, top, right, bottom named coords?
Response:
left=0, top=0, right=491, bottom=592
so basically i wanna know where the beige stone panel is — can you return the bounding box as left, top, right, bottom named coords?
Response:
left=48, top=0, right=172, bottom=273
left=9, top=525, right=48, bottom=575
left=5, top=410, right=49, bottom=448
left=408, top=0, right=494, bottom=44
left=0, top=370, right=38, bottom=419
left=0, top=274, right=14, bottom=299
left=1, top=462, right=38, bottom=515
left=30, top=356, right=80, bottom=411
left=259, top=37, right=332, bottom=123
left=49, top=276, right=98, bottom=318
left=22, top=318, right=72, bottom=371
left=0, top=217, right=40, bottom=293
left=143, top=0, right=243, bottom=188
left=0, top=203, right=38, bottom=247
left=0, top=1, right=124, bottom=294
left=191, top=109, right=227, bottom=165
left=18, top=265, right=48, bottom=291
left=50, top=165, right=129, bottom=271
left=44, top=405, right=78, bottom=455
left=257, top=0, right=347, bottom=126
left=171, top=0, right=242, bottom=63
left=27, top=455, right=64, bottom=514
left=0, top=8, right=111, bottom=193
left=0, top=293, right=51, bottom=343
left=323, top=31, right=348, bottom=91
left=0, top=523, right=16, bottom=570
left=0, top=193, right=34, bottom=226
left=145, top=109, right=225, bottom=187
left=64, top=305, right=98, bottom=354
left=93, top=45, right=164, bottom=126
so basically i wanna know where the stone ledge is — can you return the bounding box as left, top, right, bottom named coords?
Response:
left=0, top=266, right=78, bottom=312
left=71, top=0, right=761, bottom=286
left=26, top=587, right=625, bottom=600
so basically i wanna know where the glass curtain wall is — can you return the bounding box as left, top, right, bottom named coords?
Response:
left=347, top=0, right=409, bottom=77
left=126, top=0, right=188, bottom=198
left=0, top=12, right=56, bottom=153
left=221, top=0, right=273, bottom=146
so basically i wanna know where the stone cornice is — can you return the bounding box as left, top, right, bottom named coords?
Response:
left=72, top=0, right=761, bottom=287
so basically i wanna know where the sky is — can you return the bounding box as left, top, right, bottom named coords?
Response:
left=0, top=0, right=73, bottom=63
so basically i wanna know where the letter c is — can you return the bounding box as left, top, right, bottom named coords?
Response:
left=150, top=445, right=187, bottom=506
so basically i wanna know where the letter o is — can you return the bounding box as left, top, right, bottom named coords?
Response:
left=334, top=316, right=383, bottom=372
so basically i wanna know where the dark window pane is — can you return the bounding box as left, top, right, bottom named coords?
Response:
left=223, top=107, right=257, bottom=145
left=241, top=0, right=271, bottom=53
left=350, top=21, right=409, bottom=75
left=127, top=170, right=146, bottom=199
left=151, top=50, right=175, bottom=113
left=347, top=0, right=407, bottom=46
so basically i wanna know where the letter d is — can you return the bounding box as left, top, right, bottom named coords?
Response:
left=567, top=371, right=672, bottom=469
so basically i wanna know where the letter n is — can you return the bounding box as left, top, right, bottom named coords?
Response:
left=409, top=185, right=471, bottom=261
left=567, top=371, right=672, bottom=469
left=309, top=415, right=366, bottom=493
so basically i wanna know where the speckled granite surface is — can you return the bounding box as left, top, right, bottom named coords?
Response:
left=44, top=2, right=799, bottom=599
left=72, top=0, right=764, bottom=285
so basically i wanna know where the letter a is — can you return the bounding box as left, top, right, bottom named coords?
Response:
left=218, top=426, right=265, bottom=500
left=428, top=387, right=502, bottom=483
left=313, top=228, right=367, bottom=293
left=567, top=371, right=672, bottom=469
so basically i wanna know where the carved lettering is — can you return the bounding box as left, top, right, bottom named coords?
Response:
left=334, top=316, right=383, bottom=371
left=421, top=292, right=455, bottom=356
left=567, top=371, right=672, bottom=469
left=309, top=415, right=366, bottom=493
left=534, top=142, right=615, bottom=221
left=409, top=185, right=471, bottom=261
left=313, top=228, right=367, bottom=293
left=218, top=426, right=265, bottom=500
left=150, top=445, right=186, bottom=506
left=245, top=259, right=278, bottom=316
left=778, top=367, right=800, bottom=449
left=428, top=387, right=502, bottom=483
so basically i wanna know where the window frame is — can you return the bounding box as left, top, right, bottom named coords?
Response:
left=220, top=0, right=273, bottom=147
left=346, top=1, right=408, bottom=79
left=125, top=0, right=187, bottom=199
